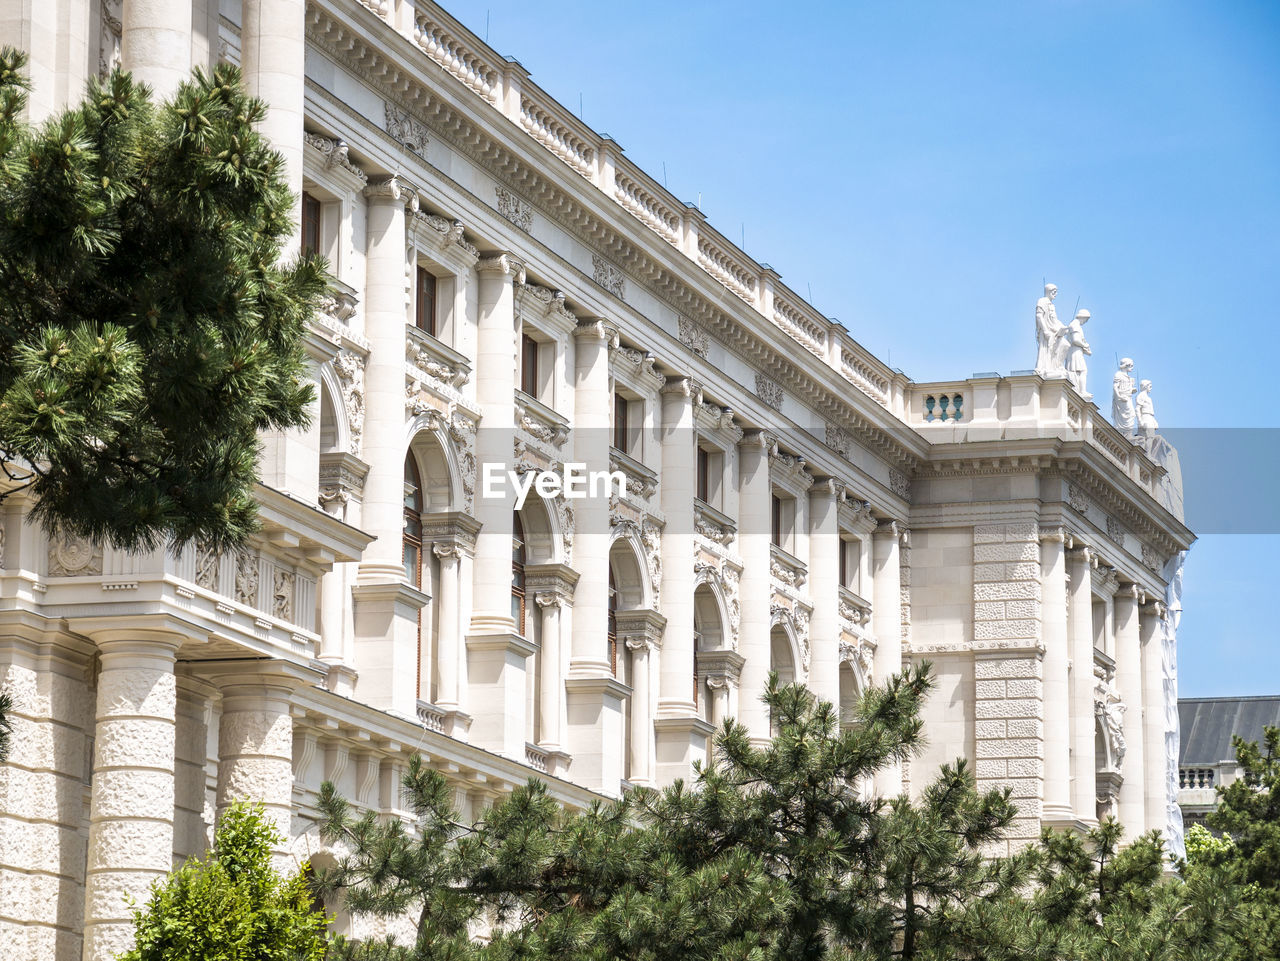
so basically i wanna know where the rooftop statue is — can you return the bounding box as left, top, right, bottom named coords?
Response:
left=1112, top=357, right=1137, bottom=433
left=1065, top=308, right=1092, bottom=397
left=1136, top=378, right=1158, bottom=438
left=1034, top=283, right=1067, bottom=375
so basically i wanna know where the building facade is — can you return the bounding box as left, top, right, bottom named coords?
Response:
left=1178, top=696, right=1280, bottom=830
left=0, top=1, right=1193, bottom=959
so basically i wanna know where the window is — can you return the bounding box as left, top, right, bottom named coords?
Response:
left=839, top=539, right=861, bottom=591
left=512, top=512, right=527, bottom=635
left=696, top=447, right=710, bottom=502
left=403, top=456, right=423, bottom=585
left=771, top=495, right=783, bottom=547
left=301, top=192, right=322, bottom=257
left=415, top=266, right=437, bottom=335
left=521, top=333, right=540, bottom=396
left=614, top=393, right=629, bottom=452
left=771, top=493, right=795, bottom=551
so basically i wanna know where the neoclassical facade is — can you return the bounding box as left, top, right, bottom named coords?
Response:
left=0, top=2, right=1193, bottom=959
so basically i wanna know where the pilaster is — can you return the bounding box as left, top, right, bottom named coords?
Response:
left=736, top=431, right=773, bottom=741
left=1114, top=583, right=1145, bottom=834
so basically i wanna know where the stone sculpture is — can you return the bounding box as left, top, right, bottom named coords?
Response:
left=1034, top=283, right=1066, bottom=375
left=1136, top=379, right=1158, bottom=443
left=1112, top=357, right=1137, bottom=433
left=1064, top=309, right=1092, bottom=396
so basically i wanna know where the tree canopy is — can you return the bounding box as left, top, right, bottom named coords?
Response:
left=0, top=51, right=323, bottom=551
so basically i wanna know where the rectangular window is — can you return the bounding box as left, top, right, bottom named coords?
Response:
left=839, top=538, right=848, bottom=590
left=696, top=446, right=710, bottom=502
left=614, top=393, right=629, bottom=452
left=416, top=266, right=437, bottom=335
left=772, top=495, right=783, bottom=547
left=301, top=192, right=322, bottom=257
left=521, top=333, right=540, bottom=396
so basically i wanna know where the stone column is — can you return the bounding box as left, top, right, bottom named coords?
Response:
left=807, top=480, right=841, bottom=707
left=466, top=254, right=532, bottom=759
left=654, top=377, right=706, bottom=783
left=871, top=519, right=904, bottom=795
left=736, top=431, right=773, bottom=741
left=79, top=628, right=183, bottom=961
left=468, top=254, right=520, bottom=634
left=1114, top=583, right=1145, bottom=834
left=433, top=544, right=462, bottom=710
left=121, top=0, right=192, bottom=100
left=627, top=637, right=654, bottom=786
left=352, top=178, right=425, bottom=716
left=1039, top=528, right=1073, bottom=822
left=707, top=676, right=733, bottom=729
left=207, top=661, right=321, bottom=863
left=240, top=0, right=305, bottom=209
left=535, top=592, right=564, bottom=754
left=1067, top=546, right=1097, bottom=824
left=1140, top=601, right=1168, bottom=836
left=564, top=318, right=626, bottom=792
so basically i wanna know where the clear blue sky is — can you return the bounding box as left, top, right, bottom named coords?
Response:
left=458, top=0, right=1280, bottom=695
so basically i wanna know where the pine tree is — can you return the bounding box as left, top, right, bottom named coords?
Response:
left=120, top=800, right=329, bottom=961
left=0, top=690, right=12, bottom=763
left=0, top=49, right=323, bottom=551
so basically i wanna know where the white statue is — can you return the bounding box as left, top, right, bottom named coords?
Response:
left=1095, top=678, right=1127, bottom=770
left=1034, top=283, right=1067, bottom=375
left=1112, top=357, right=1137, bottom=433
left=1136, top=379, right=1158, bottom=443
left=1064, top=308, right=1092, bottom=396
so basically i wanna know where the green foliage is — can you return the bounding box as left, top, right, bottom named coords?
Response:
left=1184, top=823, right=1234, bottom=865
left=0, top=690, right=12, bottom=763
left=118, top=801, right=328, bottom=961
left=0, top=49, right=324, bottom=551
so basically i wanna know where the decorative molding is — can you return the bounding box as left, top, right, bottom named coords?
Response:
left=1141, top=544, right=1161, bottom=573
left=272, top=570, right=296, bottom=622
left=494, top=185, right=533, bottom=231
left=47, top=532, right=102, bottom=577
left=1106, top=515, right=1126, bottom=545
left=303, top=132, right=367, bottom=182
left=889, top=469, right=911, bottom=500
left=755, top=373, right=783, bottom=411
left=384, top=101, right=428, bottom=154
left=677, top=318, right=710, bottom=358
left=591, top=253, right=626, bottom=299
left=332, top=350, right=366, bottom=455
left=448, top=413, right=480, bottom=514
left=194, top=542, right=220, bottom=591
left=234, top=551, right=259, bottom=606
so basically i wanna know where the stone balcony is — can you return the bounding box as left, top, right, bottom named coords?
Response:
left=769, top=543, right=807, bottom=591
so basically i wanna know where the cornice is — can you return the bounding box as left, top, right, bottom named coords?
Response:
left=303, top=0, right=925, bottom=474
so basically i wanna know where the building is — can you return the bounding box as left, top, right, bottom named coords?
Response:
left=0, top=2, right=1194, bottom=959
left=1178, top=696, right=1280, bottom=829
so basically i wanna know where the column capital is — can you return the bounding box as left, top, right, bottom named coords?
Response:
left=1142, top=598, right=1168, bottom=619
left=738, top=429, right=776, bottom=454
left=660, top=375, right=695, bottom=398
left=201, top=657, right=323, bottom=697
left=615, top=608, right=666, bottom=652
left=1067, top=544, right=1096, bottom=565
left=1115, top=582, right=1143, bottom=603
left=809, top=477, right=844, bottom=500
left=572, top=317, right=620, bottom=344
left=432, top=542, right=464, bottom=562
left=705, top=674, right=736, bottom=691
left=69, top=614, right=198, bottom=654
left=363, top=175, right=412, bottom=204
left=476, top=252, right=526, bottom=282
left=874, top=518, right=907, bottom=542
left=1038, top=525, right=1070, bottom=544
left=534, top=591, right=564, bottom=610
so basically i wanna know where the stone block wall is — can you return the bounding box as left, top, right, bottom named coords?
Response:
left=972, top=523, right=1045, bottom=854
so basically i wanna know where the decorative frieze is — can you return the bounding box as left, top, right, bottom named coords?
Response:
left=494, top=185, right=533, bottom=231
left=591, top=253, right=626, bottom=299
left=194, top=542, right=220, bottom=591
left=889, top=469, right=911, bottom=500
left=47, top=531, right=102, bottom=577
left=234, top=551, right=259, bottom=607
left=384, top=101, right=428, bottom=154
left=755, top=373, right=783, bottom=411
left=272, top=570, right=296, bottom=622
left=678, top=318, right=709, bottom=358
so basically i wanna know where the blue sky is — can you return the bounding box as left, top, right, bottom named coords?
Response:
left=460, top=0, right=1280, bottom=695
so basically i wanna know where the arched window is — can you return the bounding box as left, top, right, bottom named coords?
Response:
left=512, top=511, right=527, bottom=635
left=403, top=456, right=423, bottom=585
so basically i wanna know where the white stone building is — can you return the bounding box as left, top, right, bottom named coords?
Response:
left=0, top=2, right=1194, bottom=959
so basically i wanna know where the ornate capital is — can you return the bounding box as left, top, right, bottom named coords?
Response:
left=432, top=543, right=463, bottom=563
left=1038, top=525, right=1068, bottom=544
left=363, top=176, right=406, bottom=202
left=476, top=253, right=526, bottom=282
left=534, top=591, right=563, bottom=610
left=875, top=519, right=904, bottom=541
left=705, top=674, right=735, bottom=691
left=572, top=318, right=619, bottom=345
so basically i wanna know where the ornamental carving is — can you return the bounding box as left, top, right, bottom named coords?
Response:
left=1094, top=676, right=1127, bottom=770
left=1106, top=515, right=1126, bottom=545
left=678, top=318, right=709, bottom=358
left=825, top=424, right=852, bottom=459
left=272, top=570, right=295, bottom=622
left=770, top=604, right=811, bottom=674
left=755, top=373, right=783, bottom=411
left=1068, top=484, right=1089, bottom=513
left=234, top=552, right=259, bottom=607
left=384, top=101, right=428, bottom=155
left=332, top=350, right=366, bottom=455
left=194, top=542, right=220, bottom=591
left=495, top=185, right=533, bottom=231
left=889, top=469, right=911, bottom=500
left=303, top=132, right=367, bottom=182
left=98, top=0, right=122, bottom=79
left=723, top=564, right=741, bottom=647
left=1142, top=544, right=1161, bottom=573
left=449, top=413, right=479, bottom=514
left=47, top=532, right=102, bottom=577
left=591, top=254, right=626, bottom=299
left=838, top=638, right=874, bottom=677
